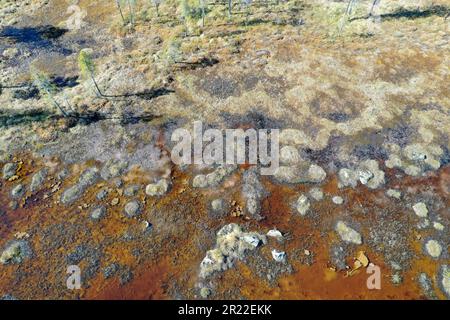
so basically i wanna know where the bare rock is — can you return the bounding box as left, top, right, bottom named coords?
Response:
left=145, top=179, right=170, bottom=196
left=335, top=221, right=362, bottom=244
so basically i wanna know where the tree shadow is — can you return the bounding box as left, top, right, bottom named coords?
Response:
left=137, top=87, right=175, bottom=100
left=0, top=25, right=72, bottom=57
left=51, top=75, right=79, bottom=88
left=118, top=113, right=162, bottom=125
left=96, top=86, right=175, bottom=101
left=2, top=76, right=79, bottom=100
left=379, top=5, right=449, bottom=20
left=0, top=110, right=54, bottom=128
left=350, top=5, right=449, bottom=21
left=174, top=57, right=219, bottom=70
left=0, top=109, right=162, bottom=128
left=0, top=25, right=68, bottom=44
left=207, top=29, right=247, bottom=38
left=64, top=111, right=162, bottom=126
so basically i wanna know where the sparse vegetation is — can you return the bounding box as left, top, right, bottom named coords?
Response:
left=115, top=0, right=127, bottom=24
left=165, top=37, right=183, bottom=65
left=115, top=0, right=137, bottom=28
left=78, top=49, right=106, bottom=99
left=127, top=0, right=137, bottom=28
left=30, top=67, right=71, bottom=117
left=152, top=0, right=162, bottom=17
left=179, top=0, right=204, bottom=34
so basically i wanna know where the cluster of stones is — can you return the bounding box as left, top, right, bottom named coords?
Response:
left=91, top=183, right=145, bottom=220
left=0, top=240, right=32, bottom=265
left=335, top=221, right=362, bottom=245
left=266, top=229, right=287, bottom=263
left=0, top=157, right=170, bottom=267
left=0, top=162, right=53, bottom=266
left=192, top=165, right=237, bottom=188
left=145, top=179, right=170, bottom=196
left=199, top=223, right=267, bottom=278
left=273, top=129, right=327, bottom=184
left=61, top=167, right=100, bottom=205
left=89, top=177, right=170, bottom=221
left=338, top=159, right=385, bottom=189
left=2, top=162, right=50, bottom=206
left=54, top=158, right=171, bottom=221
left=1, top=134, right=447, bottom=298
left=100, top=159, right=128, bottom=181
left=411, top=202, right=445, bottom=259
left=241, top=167, right=267, bottom=220
left=2, top=157, right=170, bottom=224
left=295, top=187, right=343, bottom=216
left=384, top=142, right=443, bottom=177
left=440, top=265, right=450, bottom=299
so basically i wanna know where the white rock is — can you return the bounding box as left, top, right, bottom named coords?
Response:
left=358, top=169, right=374, bottom=185
left=30, top=169, right=48, bottom=192
left=124, top=200, right=141, bottom=217
left=208, top=165, right=237, bottom=186
left=2, top=48, right=18, bottom=59
left=145, top=179, right=170, bottom=196
left=296, top=194, right=310, bottom=216
left=199, top=224, right=266, bottom=278
left=440, top=265, right=450, bottom=298
left=192, top=166, right=236, bottom=188
left=413, top=202, right=428, bottom=218
left=433, top=222, right=444, bottom=231
left=417, top=219, right=430, bottom=229
left=200, top=249, right=225, bottom=278
left=405, top=165, right=421, bottom=176
left=271, top=249, right=287, bottom=262
left=386, top=189, right=401, bottom=199
left=273, top=165, right=303, bottom=184
left=11, top=184, right=24, bottom=198
left=335, top=221, right=362, bottom=245
left=267, top=229, right=283, bottom=239
left=0, top=240, right=31, bottom=265
left=358, top=160, right=385, bottom=189
left=385, top=154, right=402, bottom=169
left=279, top=129, right=309, bottom=146
left=338, top=168, right=357, bottom=188
left=140, top=220, right=151, bottom=232
left=425, top=240, right=442, bottom=258
left=200, top=287, right=211, bottom=299
left=242, top=234, right=261, bottom=248
left=425, top=158, right=441, bottom=170
left=2, top=163, right=17, bottom=180
left=279, top=146, right=301, bottom=165
left=332, top=196, right=344, bottom=205
left=403, top=144, right=428, bottom=161
left=91, top=206, right=106, bottom=220
left=391, top=273, right=403, bottom=285
left=211, top=199, right=224, bottom=212
left=308, top=164, right=326, bottom=183
left=192, top=174, right=208, bottom=188
left=384, top=143, right=401, bottom=154
left=309, top=187, right=324, bottom=201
